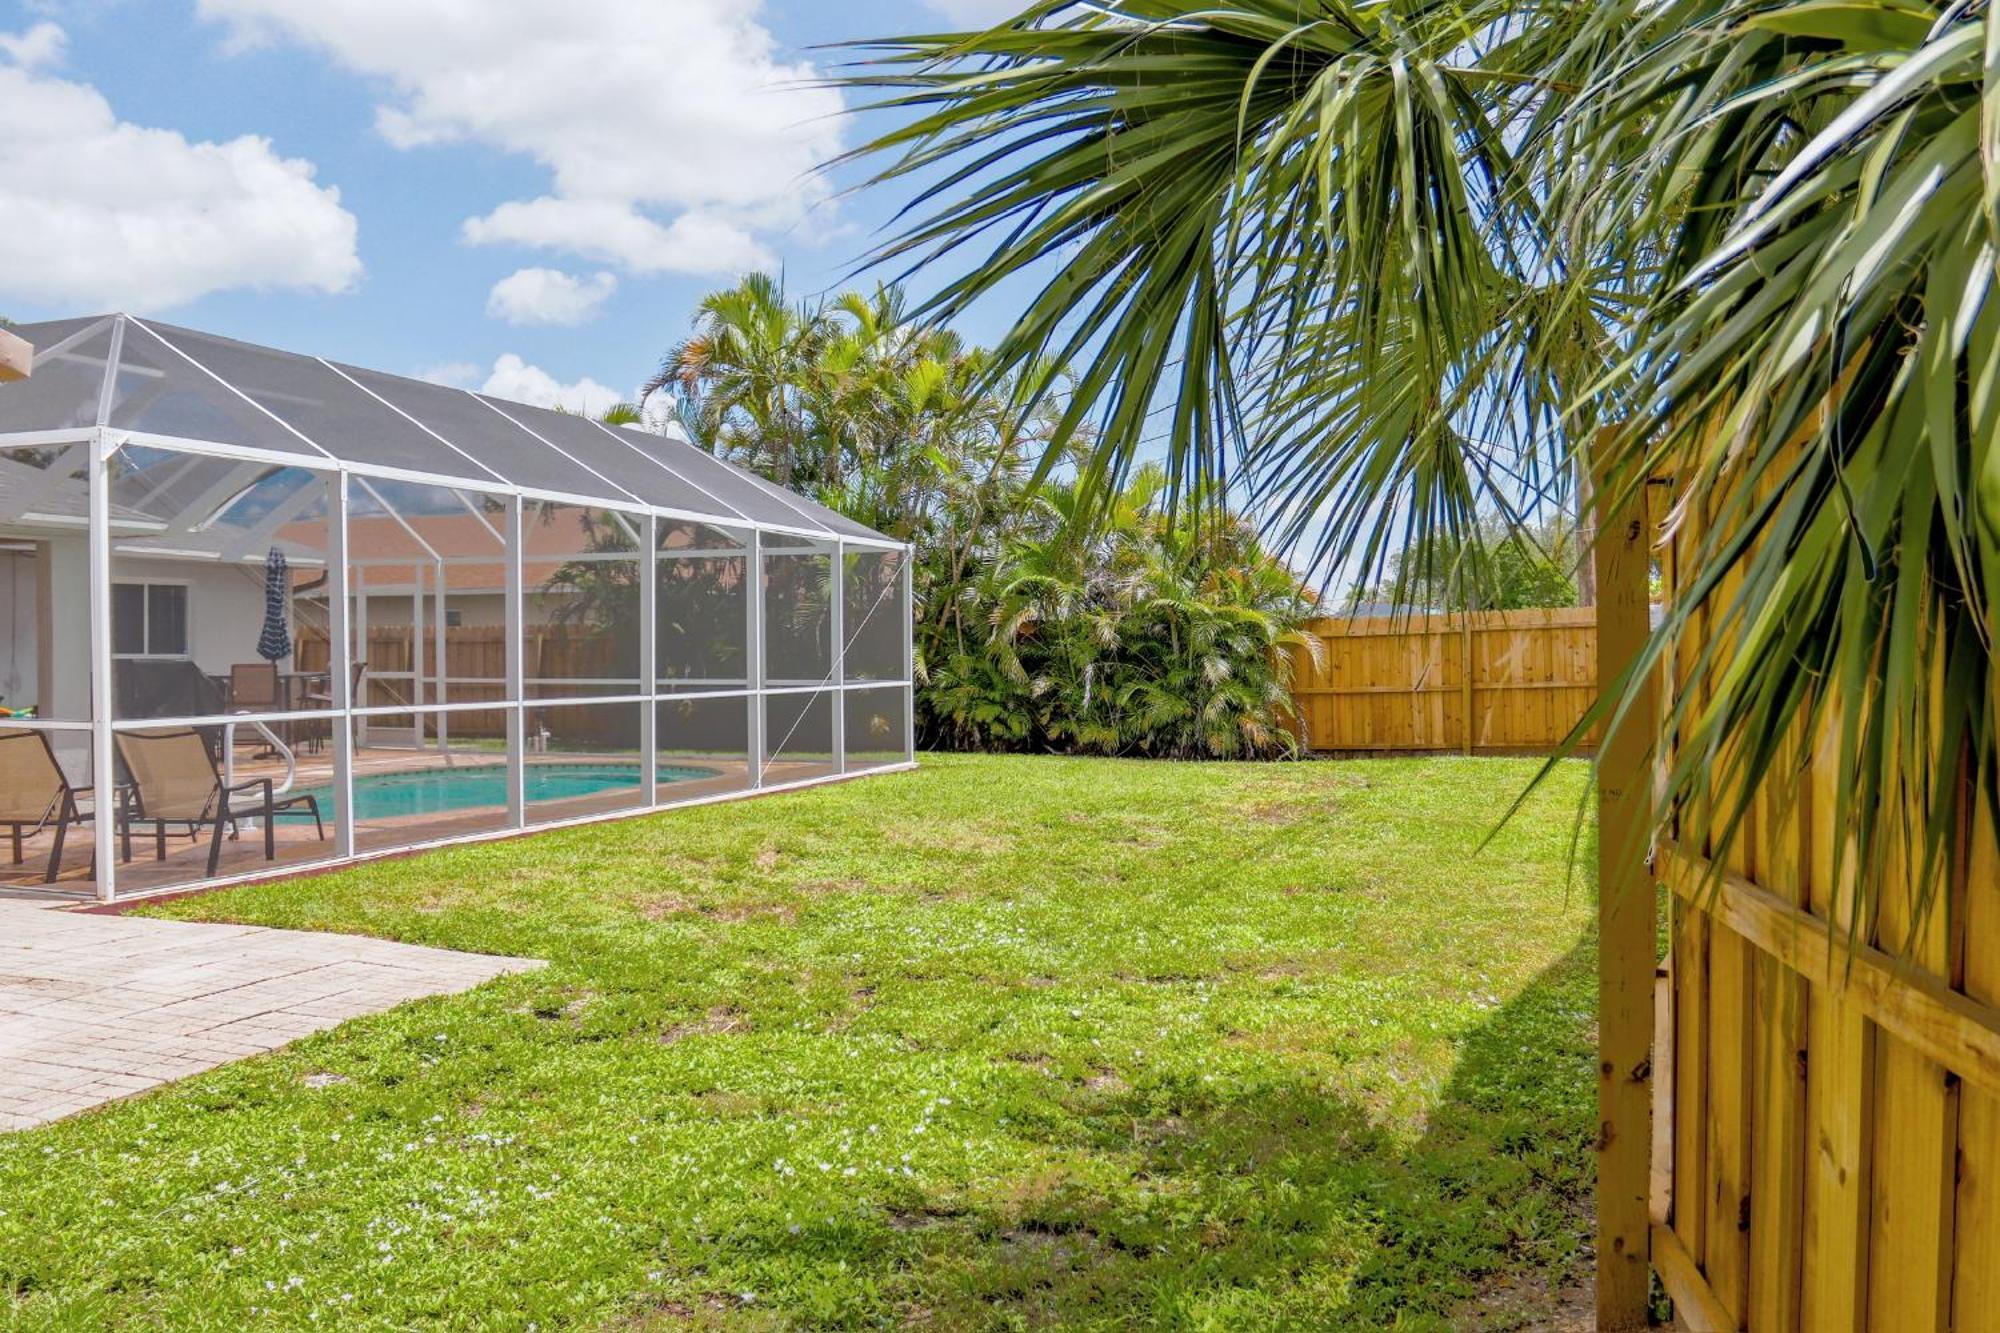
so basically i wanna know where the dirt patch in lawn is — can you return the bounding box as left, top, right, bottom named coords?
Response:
left=1454, top=1263, right=1594, bottom=1332
left=660, top=1006, right=751, bottom=1044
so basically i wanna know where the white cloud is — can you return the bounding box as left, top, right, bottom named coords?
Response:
left=464, top=201, right=772, bottom=277
left=479, top=354, right=625, bottom=418
left=484, top=268, right=618, bottom=327
left=198, top=0, right=844, bottom=278
left=0, top=23, right=360, bottom=311
left=416, top=361, right=480, bottom=388
left=0, top=21, right=64, bottom=69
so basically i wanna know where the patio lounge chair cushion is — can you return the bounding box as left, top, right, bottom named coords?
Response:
left=0, top=727, right=67, bottom=824
left=114, top=728, right=222, bottom=821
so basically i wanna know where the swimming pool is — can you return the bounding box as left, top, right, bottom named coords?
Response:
left=298, top=762, right=719, bottom=821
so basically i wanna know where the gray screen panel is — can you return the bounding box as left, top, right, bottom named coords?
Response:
left=331, top=365, right=601, bottom=499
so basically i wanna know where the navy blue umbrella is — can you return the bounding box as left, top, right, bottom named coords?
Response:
left=257, top=547, right=292, bottom=663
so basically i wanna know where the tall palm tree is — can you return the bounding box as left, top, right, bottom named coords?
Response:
left=642, top=272, right=834, bottom=488
left=847, top=0, right=1999, bottom=914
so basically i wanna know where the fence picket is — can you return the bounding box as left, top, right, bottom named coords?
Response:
left=1291, top=609, right=1596, bottom=754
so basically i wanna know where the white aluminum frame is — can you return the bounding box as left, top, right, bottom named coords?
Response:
left=4, top=396, right=911, bottom=902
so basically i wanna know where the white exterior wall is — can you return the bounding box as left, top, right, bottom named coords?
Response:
left=110, top=554, right=281, bottom=676
left=46, top=533, right=90, bottom=725
left=0, top=547, right=38, bottom=712
left=2, top=536, right=297, bottom=719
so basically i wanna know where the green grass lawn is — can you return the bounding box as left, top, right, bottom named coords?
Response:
left=0, top=754, right=1598, bottom=1331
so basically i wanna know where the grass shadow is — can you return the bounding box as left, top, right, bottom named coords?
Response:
left=866, top=931, right=1598, bottom=1331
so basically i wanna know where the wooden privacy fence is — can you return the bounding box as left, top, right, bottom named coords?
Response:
left=1286, top=607, right=1598, bottom=754
left=297, top=625, right=627, bottom=740
left=1635, top=492, right=2000, bottom=1331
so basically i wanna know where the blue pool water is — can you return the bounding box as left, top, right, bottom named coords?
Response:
left=300, top=763, right=717, bottom=821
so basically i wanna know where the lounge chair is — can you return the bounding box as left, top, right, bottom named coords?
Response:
left=0, top=727, right=93, bottom=883
left=114, top=727, right=324, bottom=877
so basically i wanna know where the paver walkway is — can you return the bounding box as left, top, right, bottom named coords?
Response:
left=0, top=902, right=542, bottom=1131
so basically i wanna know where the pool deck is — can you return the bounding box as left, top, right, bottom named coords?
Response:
left=0, top=900, right=542, bottom=1131
left=0, top=743, right=816, bottom=901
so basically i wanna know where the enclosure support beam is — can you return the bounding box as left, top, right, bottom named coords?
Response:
left=353, top=581, right=370, bottom=750
left=503, top=495, right=526, bottom=828
left=831, top=538, right=846, bottom=776
left=639, top=514, right=658, bottom=808
left=87, top=429, right=116, bottom=902
left=747, top=528, right=765, bottom=788
left=902, top=551, right=916, bottom=762
left=1594, top=434, right=1657, bottom=1328
left=328, top=473, right=355, bottom=859
left=433, top=559, right=449, bottom=760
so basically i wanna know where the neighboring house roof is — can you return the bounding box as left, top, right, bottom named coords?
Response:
left=281, top=510, right=745, bottom=595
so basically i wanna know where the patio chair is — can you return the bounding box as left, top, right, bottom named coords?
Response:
left=113, top=727, right=324, bottom=877
left=0, top=728, right=93, bottom=883
left=228, top=661, right=287, bottom=755
left=228, top=661, right=281, bottom=710
left=300, top=660, right=366, bottom=754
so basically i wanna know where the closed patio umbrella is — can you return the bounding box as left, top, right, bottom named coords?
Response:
left=257, top=548, right=292, bottom=663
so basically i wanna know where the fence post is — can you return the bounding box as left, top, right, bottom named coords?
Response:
left=1460, top=614, right=1473, bottom=755
left=1595, top=430, right=1657, bottom=1327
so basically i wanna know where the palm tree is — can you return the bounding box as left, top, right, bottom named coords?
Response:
left=846, top=0, right=1998, bottom=932
left=642, top=272, right=834, bottom=488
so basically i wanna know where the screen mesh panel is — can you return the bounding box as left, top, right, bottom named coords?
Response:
left=330, top=365, right=584, bottom=498
left=144, top=322, right=499, bottom=481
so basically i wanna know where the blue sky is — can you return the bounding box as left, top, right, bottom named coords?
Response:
left=0, top=0, right=1025, bottom=415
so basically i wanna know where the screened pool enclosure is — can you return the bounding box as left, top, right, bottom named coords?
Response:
left=0, top=315, right=913, bottom=901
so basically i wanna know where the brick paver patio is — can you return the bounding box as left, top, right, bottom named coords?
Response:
left=0, top=902, right=542, bottom=1131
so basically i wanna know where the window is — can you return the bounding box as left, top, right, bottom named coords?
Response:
left=112, top=582, right=189, bottom=657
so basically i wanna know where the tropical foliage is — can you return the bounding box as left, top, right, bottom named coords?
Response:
left=650, top=274, right=1316, bottom=758
left=1350, top=518, right=1580, bottom=613
left=924, top=467, right=1317, bottom=757
left=846, top=0, right=2000, bottom=901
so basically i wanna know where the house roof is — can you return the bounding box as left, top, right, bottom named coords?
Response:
left=0, top=314, right=891, bottom=547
